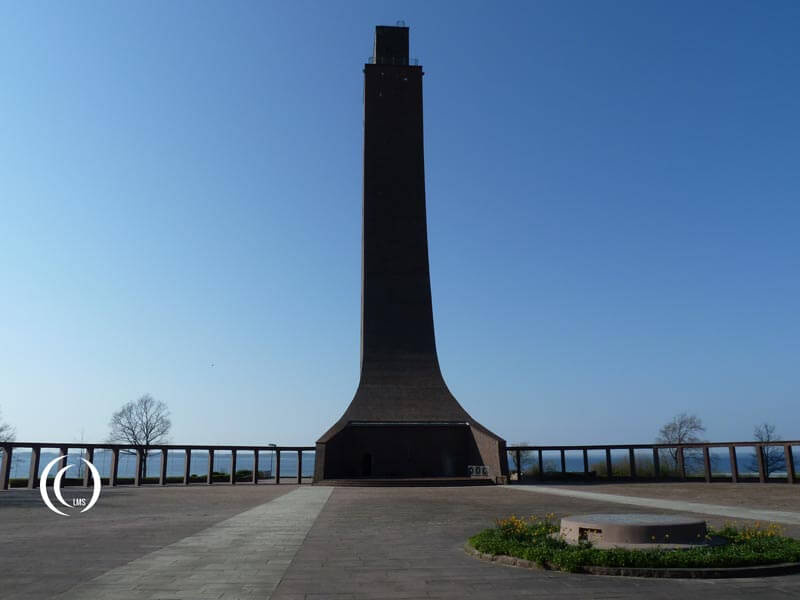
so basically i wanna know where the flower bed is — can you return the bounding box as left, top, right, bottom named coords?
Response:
left=468, top=515, right=800, bottom=574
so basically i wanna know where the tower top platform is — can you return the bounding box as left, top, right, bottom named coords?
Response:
left=373, top=25, right=409, bottom=66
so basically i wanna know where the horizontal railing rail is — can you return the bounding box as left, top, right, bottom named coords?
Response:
left=4, top=439, right=796, bottom=490
left=366, top=56, right=420, bottom=65
left=508, top=440, right=800, bottom=451
left=0, top=442, right=314, bottom=451
left=506, top=441, right=798, bottom=485
left=0, top=442, right=315, bottom=490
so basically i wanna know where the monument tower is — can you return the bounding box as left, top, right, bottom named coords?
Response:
left=314, top=25, right=507, bottom=482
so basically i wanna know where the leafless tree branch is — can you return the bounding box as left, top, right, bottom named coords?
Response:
left=752, top=422, right=785, bottom=477
left=108, top=394, right=171, bottom=478
left=0, top=406, right=16, bottom=443
left=655, top=412, right=706, bottom=472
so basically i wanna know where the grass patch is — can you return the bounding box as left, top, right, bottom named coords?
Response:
left=469, top=515, right=800, bottom=573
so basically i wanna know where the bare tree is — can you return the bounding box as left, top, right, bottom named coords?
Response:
left=108, top=395, right=171, bottom=480
left=751, top=423, right=785, bottom=478
left=656, top=412, right=706, bottom=473
left=0, top=406, right=15, bottom=443
left=508, top=443, right=535, bottom=479
left=0, top=407, right=15, bottom=468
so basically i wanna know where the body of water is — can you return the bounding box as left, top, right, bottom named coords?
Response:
left=6, top=445, right=796, bottom=480
left=6, top=449, right=315, bottom=479
left=510, top=446, right=797, bottom=478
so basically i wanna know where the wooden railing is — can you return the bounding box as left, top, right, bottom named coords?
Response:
left=0, top=442, right=315, bottom=490
left=4, top=440, right=797, bottom=489
left=506, top=441, right=799, bottom=484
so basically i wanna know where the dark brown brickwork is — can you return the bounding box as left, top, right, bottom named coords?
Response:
left=315, top=26, right=506, bottom=482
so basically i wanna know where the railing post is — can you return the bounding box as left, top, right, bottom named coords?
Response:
left=297, top=450, right=303, bottom=484
left=252, top=450, right=259, bottom=484
left=160, top=449, right=168, bottom=486
left=28, top=446, right=41, bottom=489
left=109, top=448, right=119, bottom=487
left=701, top=446, right=711, bottom=482
left=537, top=449, right=543, bottom=480
left=785, top=444, right=795, bottom=484
left=605, top=448, right=612, bottom=479
left=677, top=446, right=686, bottom=479
left=628, top=447, right=636, bottom=478
left=0, top=445, right=12, bottom=490
left=756, top=444, right=767, bottom=483
left=729, top=445, right=738, bottom=483
left=560, top=449, right=566, bottom=474
left=702, top=446, right=712, bottom=482
left=134, top=448, right=143, bottom=486
left=60, top=447, right=68, bottom=483
left=582, top=448, right=589, bottom=478
left=652, top=447, right=660, bottom=479
left=275, top=449, right=281, bottom=484
left=83, top=447, right=95, bottom=487
left=207, top=449, right=214, bottom=485
left=184, top=449, right=191, bottom=485
left=230, top=450, right=237, bottom=485
left=515, top=450, right=521, bottom=482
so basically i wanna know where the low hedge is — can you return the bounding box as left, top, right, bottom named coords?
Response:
left=469, top=515, right=800, bottom=573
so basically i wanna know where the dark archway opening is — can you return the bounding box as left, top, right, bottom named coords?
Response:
left=361, top=452, right=372, bottom=476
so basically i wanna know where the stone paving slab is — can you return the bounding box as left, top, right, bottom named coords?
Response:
left=52, top=486, right=332, bottom=600
left=272, top=485, right=800, bottom=599
left=3, top=482, right=800, bottom=599
left=0, top=484, right=296, bottom=600
left=559, top=482, right=800, bottom=512
left=509, top=484, right=800, bottom=525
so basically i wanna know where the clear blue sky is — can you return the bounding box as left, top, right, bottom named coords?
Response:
left=1, top=2, right=798, bottom=446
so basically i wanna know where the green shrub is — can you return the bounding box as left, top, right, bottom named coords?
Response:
left=469, top=516, right=800, bottom=573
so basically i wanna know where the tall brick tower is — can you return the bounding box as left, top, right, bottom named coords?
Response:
left=314, top=25, right=507, bottom=482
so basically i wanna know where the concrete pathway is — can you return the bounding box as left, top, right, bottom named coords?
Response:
left=508, top=484, right=800, bottom=525
left=55, top=486, right=333, bottom=600
left=272, top=486, right=800, bottom=599
left=5, top=485, right=799, bottom=599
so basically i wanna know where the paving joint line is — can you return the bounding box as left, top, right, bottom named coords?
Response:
left=505, top=485, right=800, bottom=525
left=54, top=485, right=334, bottom=600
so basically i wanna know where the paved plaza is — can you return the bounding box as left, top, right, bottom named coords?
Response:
left=1, top=482, right=799, bottom=599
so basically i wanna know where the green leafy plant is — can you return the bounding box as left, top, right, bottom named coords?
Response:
left=469, top=516, right=800, bottom=573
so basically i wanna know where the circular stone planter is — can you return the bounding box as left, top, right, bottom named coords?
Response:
left=464, top=543, right=800, bottom=579
left=559, top=513, right=715, bottom=549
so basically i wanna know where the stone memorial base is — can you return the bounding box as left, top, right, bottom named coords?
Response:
left=559, top=513, right=717, bottom=549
